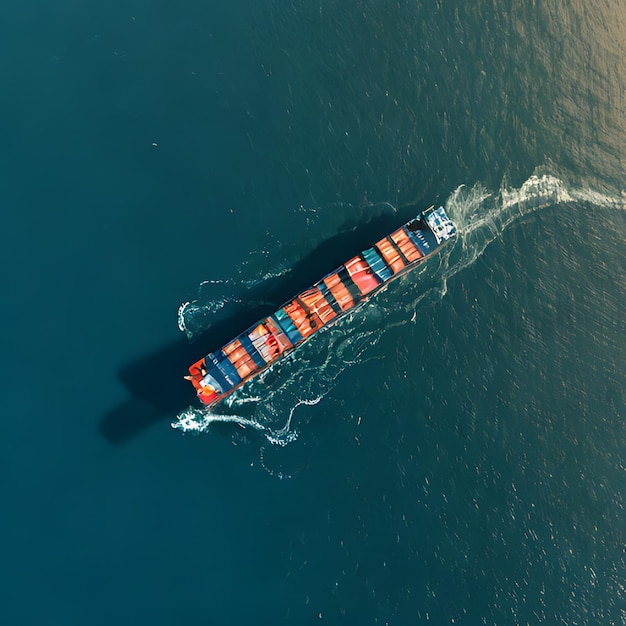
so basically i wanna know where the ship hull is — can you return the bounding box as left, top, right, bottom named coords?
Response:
left=185, top=206, right=456, bottom=409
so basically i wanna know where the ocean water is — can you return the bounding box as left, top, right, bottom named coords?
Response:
left=1, top=1, right=624, bottom=625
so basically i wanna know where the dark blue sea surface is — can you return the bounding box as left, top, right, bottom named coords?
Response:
left=1, top=1, right=624, bottom=624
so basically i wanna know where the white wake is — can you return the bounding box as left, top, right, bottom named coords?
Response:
left=173, top=173, right=624, bottom=441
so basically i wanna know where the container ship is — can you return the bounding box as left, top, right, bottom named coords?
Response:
left=184, top=206, right=456, bottom=408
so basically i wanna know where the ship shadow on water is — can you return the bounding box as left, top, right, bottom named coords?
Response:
left=98, top=204, right=428, bottom=444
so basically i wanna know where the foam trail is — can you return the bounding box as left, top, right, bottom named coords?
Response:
left=173, top=173, right=624, bottom=442
left=177, top=270, right=290, bottom=341
left=263, top=396, right=322, bottom=447
left=568, top=187, right=626, bottom=210
left=173, top=407, right=268, bottom=434
left=438, top=174, right=624, bottom=297
left=172, top=396, right=323, bottom=444
left=177, top=302, right=190, bottom=334
left=178, top=200, right=402, bottom=340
